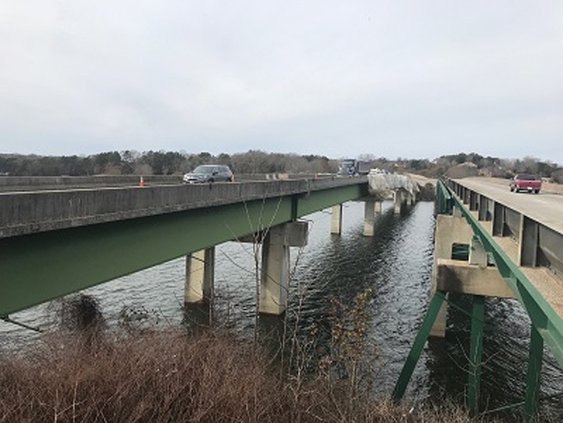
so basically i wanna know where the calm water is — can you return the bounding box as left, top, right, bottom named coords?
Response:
left=1, top=201, right=561, bottom=419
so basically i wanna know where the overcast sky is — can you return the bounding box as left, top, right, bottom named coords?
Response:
left=1, top=1, right=562, bottom=163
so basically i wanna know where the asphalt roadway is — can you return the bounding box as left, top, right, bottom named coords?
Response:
left=454, top=177, right=563, bottom=316
left=455, top=177, right=563, bottom=234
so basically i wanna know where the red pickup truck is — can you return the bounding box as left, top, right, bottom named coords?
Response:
left=510, top=174, right=541, bottom=194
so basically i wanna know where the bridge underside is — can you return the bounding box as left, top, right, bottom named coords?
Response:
left=0, top=183, right=367, bottom=316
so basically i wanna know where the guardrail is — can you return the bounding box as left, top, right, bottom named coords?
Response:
left=0, top=173, right=340, bottom=192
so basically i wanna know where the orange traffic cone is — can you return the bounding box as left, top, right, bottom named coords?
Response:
left=139, top=176, right=145, bottom=187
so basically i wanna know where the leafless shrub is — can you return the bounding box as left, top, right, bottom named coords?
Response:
left=58, top=294, right=105, bottom=332
left=0, top=328, right=501, bottom=423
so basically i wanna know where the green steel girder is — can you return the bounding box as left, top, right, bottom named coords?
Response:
left=525, top=325, right=544, bottom=420
left=468, top=295, right=485, bottom=416
left=438, top=180, right=563, bottom=368
left=296, top=183, right=369, bottom=217
left=436, top=179, right=453, bottom=215
left=0, top=183, right=368, bottom=316
left=392, top=290, right=447, bottom=401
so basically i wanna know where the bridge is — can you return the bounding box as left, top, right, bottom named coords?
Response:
left=0, top=176, right=417, bottom=316
left=1, top=175, right=561, bottom=419
left=393, top=177, right=563, bottom=420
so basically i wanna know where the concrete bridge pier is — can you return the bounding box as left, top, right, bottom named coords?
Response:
left=431, top=213, right=514, bottom=338
left=331, top=204, right=343, bottom=235
left=185, top=248, right=215, bottom=304
left=430, top=213, right=473, bottom=337
left=406, top=192, right=415, bottom=207
left=394, top=190, right=406, bottom=214
left=363, top=199, right=377, bottom=236
left=393, top=190, right=416, bottom=214
left=362, top=199, right=383, bottom=236
left=431, top=206, right=515, bottom=415
left=375, top=200, right=382, bottom=214
left=393, top=191, right=400, bottom=214
left=259, top=222, right=308, bottom=315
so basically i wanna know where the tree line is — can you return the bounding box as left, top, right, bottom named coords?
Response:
left=0, top=150, right=560, bottom=182
left=0, top=150, right=337, bottom=177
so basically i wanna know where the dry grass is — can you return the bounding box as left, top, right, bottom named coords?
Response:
left=0, top=329, right=500, bottom=423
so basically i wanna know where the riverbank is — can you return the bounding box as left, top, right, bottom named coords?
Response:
left=0, top=328, right=500, bottom=423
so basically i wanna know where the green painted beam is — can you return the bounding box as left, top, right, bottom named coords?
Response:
left=524, top=325, right=544, bottom=420
left=392, top=290, right=446, bottom=401
left=435, top=180, right=453, bottom=215
left=0, top=183, right=367, bottom=316
left=468, top=295, right=485, bottom=416
left=297, top=183, right=369, bottom=217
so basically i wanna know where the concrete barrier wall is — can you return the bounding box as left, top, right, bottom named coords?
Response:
left=0, top=177, right=367, bottom=238
left=0, top=175, right=182, bottom=191
left=0, top=174, right=336, bottom=191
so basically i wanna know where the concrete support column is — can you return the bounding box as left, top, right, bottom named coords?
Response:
left=431, top=214, right=474, bottom=338
left=331, top=204, right=343, bottom=235
left=363, top=200, right=376, bottom=237
left=375, top=201, right=382, bottom=214
left=469, top=236, right=488, bottom=268
left=260, top=231, right=290, bottom=315
left=394, top=191, right=404, bottom=214
left=185, top=247, right=215, bottom=304
left=259, top=222, right=308, bottom=315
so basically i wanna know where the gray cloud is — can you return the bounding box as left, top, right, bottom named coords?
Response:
left=1, top=1, right=562, bottom=163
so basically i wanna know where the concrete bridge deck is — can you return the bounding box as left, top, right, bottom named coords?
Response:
left=0, top=177, right=367, bottom=239
left=457, top=177, right=563, bottom=233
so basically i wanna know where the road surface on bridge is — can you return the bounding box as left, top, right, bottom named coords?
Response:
left=455, top=177, right=563, bottom=317
left=456, top=177, right=563, bottom=234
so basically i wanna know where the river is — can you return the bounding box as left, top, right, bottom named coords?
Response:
left=1, top=200, right=561, bottom=419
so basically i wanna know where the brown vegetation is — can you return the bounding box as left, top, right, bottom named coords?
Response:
left=0, top=328, right=502, bottom=423
left=0, top=293, right=506, bottom=423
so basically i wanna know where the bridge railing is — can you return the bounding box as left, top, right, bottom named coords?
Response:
left=448, top=179, right=563, bottom=276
